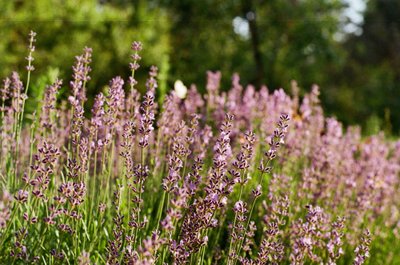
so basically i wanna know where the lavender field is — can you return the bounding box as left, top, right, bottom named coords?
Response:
left=0, top=32, right=399, bottom=264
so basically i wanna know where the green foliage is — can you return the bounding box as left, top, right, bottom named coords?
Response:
left=0, top=0, right=171, bottom=98
left=25, top=67, right=60, bottom=117
left=1, top=0, right=400, bottom=133
left=162, top=0, right=345, bottom=91
left=330, top=0, right=400, bottom=133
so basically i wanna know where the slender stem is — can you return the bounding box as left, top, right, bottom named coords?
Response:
left=155, top=190, right=167, bottom=231
left=0, top=204, right=18, bottom=246
left=227, top=167, right=246, bottom=264
left=106, top=139, right=116, bottom=206
left=14, top=52, right=34, bottom=187
left=235, top=170, right=267, bottom=264
left=199, top=244, right=206, bottom=265
left=91, top=130, right=99, bottom=209
left=227, top=212, right=238, bottom=264
left=0, top=101, right=5, bottom=163
left=134, top=147, right=145, bottom=247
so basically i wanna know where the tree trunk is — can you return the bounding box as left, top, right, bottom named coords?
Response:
left=242, top=0, right=264, bottom=88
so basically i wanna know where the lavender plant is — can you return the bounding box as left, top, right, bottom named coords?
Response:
left=0, top=32, right=399, bottom=265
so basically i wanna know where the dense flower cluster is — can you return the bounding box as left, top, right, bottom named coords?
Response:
left=0, top=32, right=399, bottom=264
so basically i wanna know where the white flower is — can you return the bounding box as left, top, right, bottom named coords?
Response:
left=174, top=80, right=187, bottom=99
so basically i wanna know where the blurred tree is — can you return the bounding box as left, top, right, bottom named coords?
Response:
left=334, top=0, right=400, bottom=133
left=0, top=0, right=171, bottom=103
left=161, top=0, right=345, bottom=92
left=1, top=0, right=399, bottom=133
left=158, top=0, right=244, bottom=91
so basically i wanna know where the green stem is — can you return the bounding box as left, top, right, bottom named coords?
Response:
left=134, top=147, right=145, bottom=247
left=155, top=190, right=167, bottom=231
left=0, top=204, right=18, bottom=246
left=235, top=170, right=267, bottom=264
left=227, top=212, right=238, bottom=264
left=0, top=101, right=5, bottom=163
left=14, top=59, right=33, bottom=188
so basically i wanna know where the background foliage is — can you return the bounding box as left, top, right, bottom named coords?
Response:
left=0, top=0, right=399, bottom=133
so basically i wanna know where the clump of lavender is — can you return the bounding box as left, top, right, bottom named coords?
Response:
left=229, top=200, right=248, bottom=262
left=259, top=113, right=290, bottom=175
left=327, top=216, right=346, bottom=265
left=255, top=184, right=290, bottom=265
left=231, top=114, right=290, bottom=262
left=354, top=229, right=372, bottom=265
left=0, top=31, right=396, bottom=265
left=138, top=66, right=157, bottom=148
left=173, top=114, right=235, bottom=263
